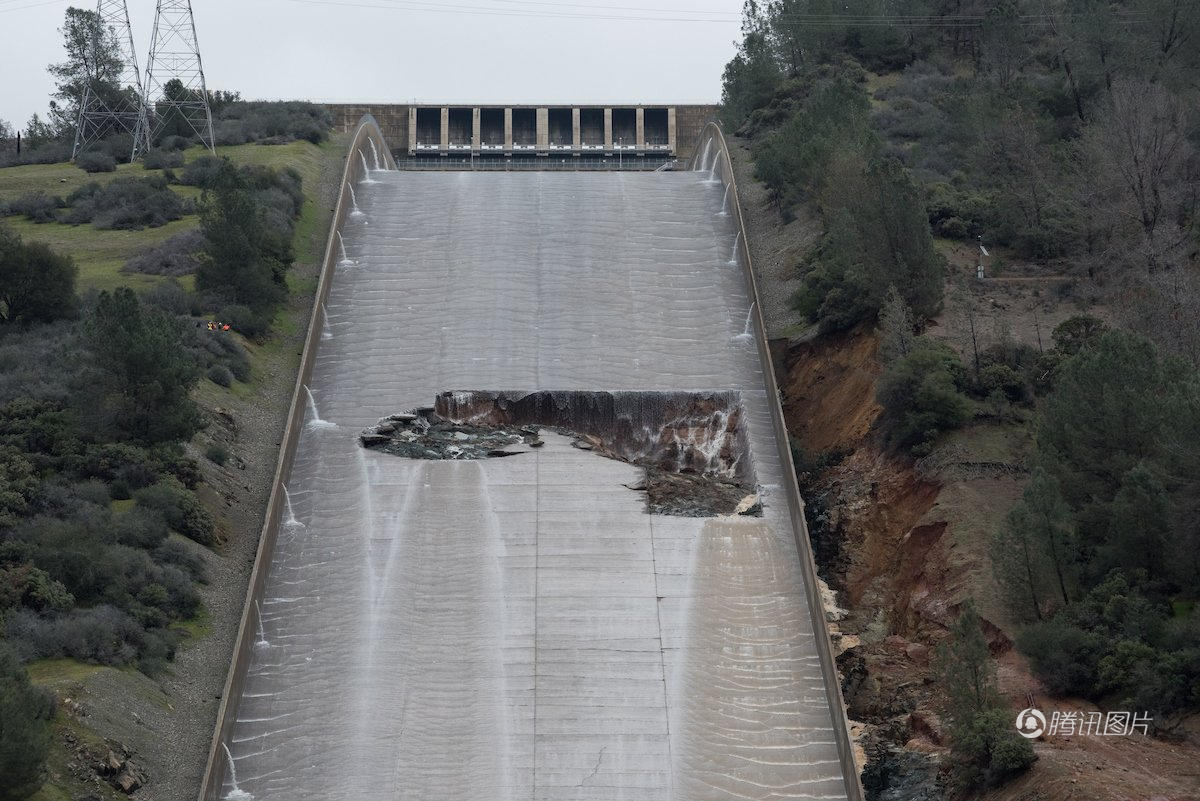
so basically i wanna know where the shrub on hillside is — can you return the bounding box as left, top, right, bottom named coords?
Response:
left=178, top=154, right=223, bottom=187
left=111, top=506, right=170, bottom=550
left=215, top=303, right=271, bottom=338
left=153, top=537, right=207, bottom=583
left=134, top=477, right=215, bottom=546
left=180, top=315, right=251, bottom=381
left=0, top=141, right=72, bottom=168
left=0, top=563, right=74, bottom=613
left=0, top=192, right=64, bottom=223
left=123, top=229, right=205, bottom=276
left=158, top=135, right=192, bottom=152
left=924, top=181, right=988, bottom=240
left=76, top=150, right=116, bottom=173
left=213, top=100, right=333, bottom=145
left=141, top=278, right=199, bottom=316
left=876, top=336, right=970, bottom=455
left=206, top=363, right=233, bottom=387
left=0, top=227, right=78, bottom=324
left=4, top=604, right=129, bottom=664
left=143, top=148, right=184, bottom=170
left=205, top=443, right=229, bottom=466
left=64, top=176, right=191, bottom=230
left=1016, top=615, right=1103, bottom=695
left=0, top=325, right=77, bottom=405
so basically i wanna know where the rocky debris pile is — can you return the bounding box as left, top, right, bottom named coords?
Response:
left=626, top=468, right=761, bottom=517
left=97, top=747, right=144, bottom=794
left=435, top=389, right=755, bottom=484
left=362, top=406, right=763, bottom=517
left=61, top=729, right=145, bottom=796
left=359, top=407, right=540, bottom=459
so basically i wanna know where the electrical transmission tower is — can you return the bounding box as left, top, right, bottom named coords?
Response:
left=72, top=0, right=149, bottom=161
left=132, top=0, right=215, bottom=159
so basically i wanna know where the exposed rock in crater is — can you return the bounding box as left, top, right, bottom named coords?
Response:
left=358, top=407, right=534, bottom=460
left=436, top=389, right=755, bottom=485
left=360, top=393, right=763, bottom=517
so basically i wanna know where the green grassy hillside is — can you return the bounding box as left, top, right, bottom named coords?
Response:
left=1, top=136, right=344, bottom=801
left=0, top=140, right=336, bottom=293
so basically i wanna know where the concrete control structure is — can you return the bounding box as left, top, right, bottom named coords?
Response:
left=326, top=104, right=718, bottom=159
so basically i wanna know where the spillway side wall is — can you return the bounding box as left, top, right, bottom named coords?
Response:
left=195, top=116, right=396, bottom=801
left=690, top=122, right=866, bottom=801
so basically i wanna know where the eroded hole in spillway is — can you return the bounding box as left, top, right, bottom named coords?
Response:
left=358, top=390, right=761, bottom=517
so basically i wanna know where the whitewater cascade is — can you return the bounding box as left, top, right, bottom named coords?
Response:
left=218, top=166, right=850, bottom=801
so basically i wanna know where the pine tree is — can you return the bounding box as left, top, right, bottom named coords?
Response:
left=0, top=644, right=53, bottom=801
left=935, top=602, right=1035, bottom=787
left=197, top=160, right=288, bottom=318
left=83, top=288, right=201, bottom=444
left=0, top=228, right=78, bottom=324
left=877, top=285, right=916, bottom=364
left=48, top=7, right=125, bottom=136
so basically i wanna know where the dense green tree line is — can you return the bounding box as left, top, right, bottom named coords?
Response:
left=0, top=148, right=302, bottom=801
left=723, top=0, right=1199, bottom=356
left=0, top=154, right=298, bottom=788
left=753, top=72, right=946, bottom=331
left=992, top=329, right=1200, bottom=727
left=721, top=0, right=1200, bottom=787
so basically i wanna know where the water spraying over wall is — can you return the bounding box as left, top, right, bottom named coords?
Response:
left=358, top=151, right=378, bottom=184
left=303, top=386, right=334, bottom=429
left=254, top=600, right=268, bottom=649
left=335, top=231, right=353, bottom=267
left=221, top=743, right=252, bottom=801
left=732, top=302, right=756, bottom=344
left=216, top=167, right=850, bottom=801
left=281, top=486, right=302, bottom=530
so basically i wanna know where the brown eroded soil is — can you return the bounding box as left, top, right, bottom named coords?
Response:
left=780, top=326, right=1200, bottom=801
left=732, top=124, right=1200, bottom=796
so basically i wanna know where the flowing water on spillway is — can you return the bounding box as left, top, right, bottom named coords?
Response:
left=222, top=171, right=848, bottom=800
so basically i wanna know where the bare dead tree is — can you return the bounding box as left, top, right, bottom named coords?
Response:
left=1120, top=267, right=1200, bottom=368
left=1085, top=78, right=1192, bottom=271
left=1143, top=0, right=1199, bottom=67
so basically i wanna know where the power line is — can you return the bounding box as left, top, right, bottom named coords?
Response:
left=0, top=0, right=71, bottom=14
left=489, top=0, right=739, bottom=17
left=271, top=0, right=1152, bottom=29
left=278, top=0, right=743, bottom=22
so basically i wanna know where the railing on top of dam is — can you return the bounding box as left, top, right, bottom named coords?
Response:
left=690, top=121, right=866, bottom=801
left=195, top=115, right=397, bottom=801
left=393, top=155, right=679, bottom=171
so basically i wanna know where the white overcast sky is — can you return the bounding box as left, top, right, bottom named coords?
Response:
left=0, top=0, right=743, bottom=129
